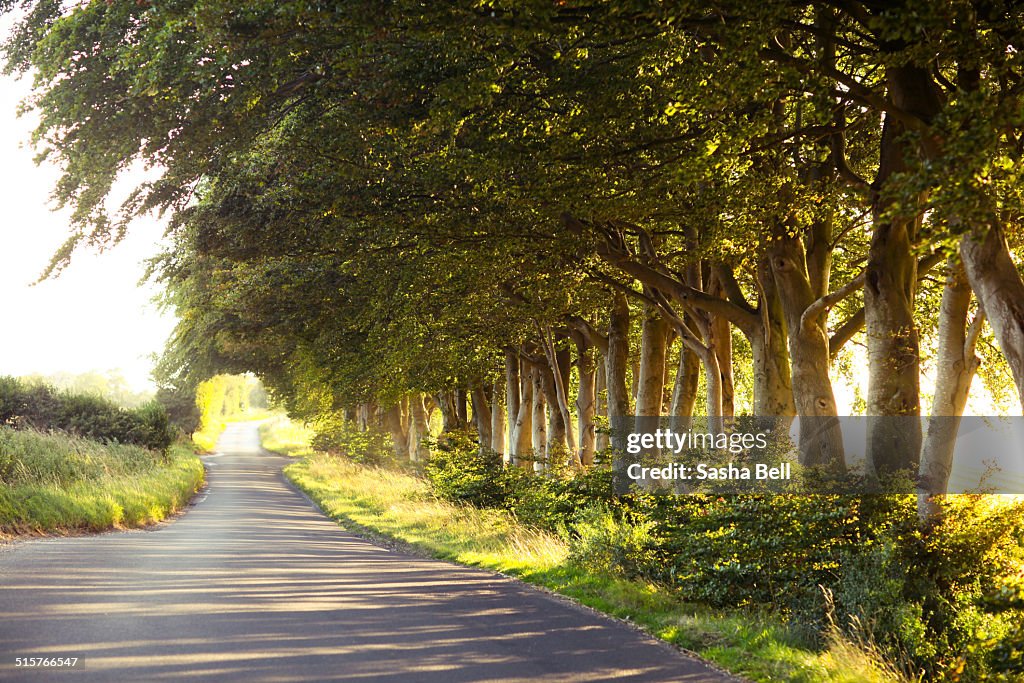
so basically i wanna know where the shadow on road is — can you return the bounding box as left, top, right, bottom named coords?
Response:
left=0, top=423, right=732, bottom=682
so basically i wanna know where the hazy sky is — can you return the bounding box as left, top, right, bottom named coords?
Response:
left=0, top=71, right=177, bottom=391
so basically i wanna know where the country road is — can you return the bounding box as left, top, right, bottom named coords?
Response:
left=0, top=423, right=735, bottom=682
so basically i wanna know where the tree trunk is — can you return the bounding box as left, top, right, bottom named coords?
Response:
left=751, top=262, right=796, bottom=418
left=770, top=228, right=845, bottom=471
left=408, top=394, right=430, bottom=462
left=539, top=332, right=575, bottom=465
left=919, top=259, right=983, bottom=516
left=702, top=345, right=725, bottom=436
left=595, top=358, right=609, bottom=451
left=607, top=293, right=632, bottom=493
left=455, top=389, right=468, bottom=427
left=670, top=344, right=700, bottom=430
left=510, top=363, right=534, bottom=469
left=491, top=378, right=506, bottom=455
left=630, top=355, right=641, bottom=405
left=505, top=349, right=521, bottom=458
left=866, top=110, right=923, bottom=476
left=435, top=392, right=463, bottom=433
left=531, top=363, right=547, bottom=470
left=574, top=336, right=597, bottom=466
left=357, top=403, right=369, bottom=432
left=710, top=309, right=735, bottom=418
left=960, top=223, right=1024, bottom=412
left=383, top=403, right=409, bottom=460
left=635, top=304, right=670, bottom=417
left=862, top=62, right=946, bottom=475
left=470, top=386, right=492, bottom=453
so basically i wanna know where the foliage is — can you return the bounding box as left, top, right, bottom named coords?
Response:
left=564, top=492, right=1024, bottom=681
left=424, top=434, right=616, bottom=531
left=191, top=373, right=268, bottom=451
left=424, top=433, right=517, bottom=508
left=413, top=424, right=1024, bottom=680
left=305, top=415, right=396, bottom=467
left=155, top=386, right=201, bottom=437
left=0, top=376, right=174, bottom=452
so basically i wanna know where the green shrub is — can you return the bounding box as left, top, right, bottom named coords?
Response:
left=309, top=415, right=395, bottom=466
left=423, top=435, right=616, bottom=532
left=569, top=504, right=660, bottom=580
left=155, top=386, right=201, bottom=436
left=425, top=432, right=517, bottom=507
left=558, top=490, right=1024, bottom=681
left=0, top=376, right=174, bottom=452
left=510, top=465, right=615, bottom=532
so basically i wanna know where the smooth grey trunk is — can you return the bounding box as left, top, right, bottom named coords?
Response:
left=491, top=378, right=506, bottom=455
left=670, top=344, right=700, bottom=430
left=635, top=304, right=670, bottom=417
left=606, top=293, right=632, bottom=494
left=770, top=226, right=845, bottom=471
left=710, top=309, right=735, bottom=418
left=751, top=262, right=796, bottom=418
left=595, top=360, right=609, bottom=452
left=575, top=341, right=597, bottom=466
left=866, top=109, right=924, bottom=475
left=634, top=305, right=670, bottom=490
left=510, top=362, right=534, bottom=468
left=539, top=331, right=576, bottom=465
left=919, top=259, right=984, bottom=517
left=383, top=403, right=409, bottom=461
left=470, top=387, right=492, bottom=453
left=702, top=345, right=725, bottom=436
left=408, top=394, right=430, bottom=462
left=960, top=223, right=1024, bottom=412
left=863, top=63, right=946, bottom=475
left=505, top=350, right=521, bottom=458
left=531, top=363, right=548, bottom=470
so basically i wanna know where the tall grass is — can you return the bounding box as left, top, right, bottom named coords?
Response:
left=0, top=427, right=204, bottom=537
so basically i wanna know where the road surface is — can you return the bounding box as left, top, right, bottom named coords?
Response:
left=0, top=423, right=736, bottom=682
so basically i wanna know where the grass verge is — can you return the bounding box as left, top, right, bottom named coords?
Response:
left=0, top=427, right=204, bottom=538
left=259, top=415, right=316, bottom=457
left=284, top=452, right=909, bottom=683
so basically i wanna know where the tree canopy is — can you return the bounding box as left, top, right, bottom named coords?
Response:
left=4, top=0, right=1023, bottom=485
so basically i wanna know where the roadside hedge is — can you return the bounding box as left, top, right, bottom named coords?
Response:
left=0, top=376, right=174, bottom=452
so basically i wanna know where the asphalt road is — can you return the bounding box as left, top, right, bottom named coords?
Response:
left=0, top=423, right=736, bottom=682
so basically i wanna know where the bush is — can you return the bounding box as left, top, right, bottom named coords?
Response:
left=424, top=435, right=616, bottom=533
left=568, top=504, right=660, bottom=579
left=559, top=490, right=1024, bottom=681
left=425, top=432, right=518, bottom=507
left=155, top=386, right=201, bottom=436
left=0, top=376, right=174, bottom=453
left=308, top=414, right=395, bottom=466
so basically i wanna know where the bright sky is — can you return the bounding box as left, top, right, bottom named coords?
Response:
left=0, top=71, right=177, bottom=392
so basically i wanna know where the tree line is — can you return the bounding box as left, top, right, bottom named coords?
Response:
left=3, top=1, right=1023, bottom=503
